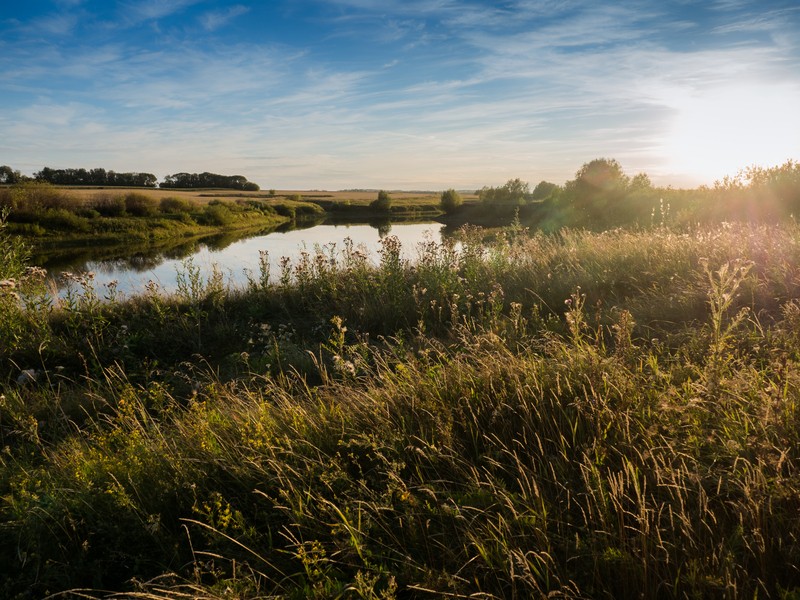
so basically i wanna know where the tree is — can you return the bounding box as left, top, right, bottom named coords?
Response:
left=572, top=158, right=628, bottom=196
left=563, top=158, right=630, bottom=225
left=0, top=166, right=23, bottom=185
left=160, top=171, right=259, bottom=190
left=370, top=190, right=392, bottom=212
left=630, top=172, right=652, bottom=190
left=531, top=180, right=558, bottom=200
left=439, top=188, right=463, bottom=214
left=501, top=178, right=530, bottom=203
left=32, top=166, right=157, bottom=187
left=478, top=178, right=530, bottom=206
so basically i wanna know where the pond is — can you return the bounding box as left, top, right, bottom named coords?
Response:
left=35, top=221, right=449, bottom=297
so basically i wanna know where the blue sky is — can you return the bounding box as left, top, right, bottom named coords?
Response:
left=2, top=0, right=799, bottom=190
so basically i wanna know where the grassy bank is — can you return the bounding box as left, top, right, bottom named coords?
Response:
left=2, top=219, right=800, bottom=598
left=0, top=183, right=329, bottom=245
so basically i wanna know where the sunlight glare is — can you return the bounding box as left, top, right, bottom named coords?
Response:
left=662, top=83, right=800, bottom=184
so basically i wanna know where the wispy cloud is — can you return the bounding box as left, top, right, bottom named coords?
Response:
left=27, top=12, right=79, bottom=35
left=199, top=5, right=250, bottom=31
left=122, top=0, right=204, bottom=23
left=2, top=0, right=799, bottom=188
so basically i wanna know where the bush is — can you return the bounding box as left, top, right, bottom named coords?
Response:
left=40, top=208, right=91, bottom=232
left=198, top=203, right=234, bottom=226
left=0, top=182, right=77, bottom=216
left=93, top=195, right=127, bottom=217
left=440, top=189, right=463, bottom=214
left=293, top=202, right=325, bottom=218
left=159, top=197, right=194, bottom=214
left=124, top=193, right=159, bottom=217
left=274, top=205, right=296, bottom=219
left=0, top=210, right=29, bottom=278
left=370, top=190, right=392, bottom=212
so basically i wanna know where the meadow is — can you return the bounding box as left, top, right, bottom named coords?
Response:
left=2, top=211, right=800, bottom=598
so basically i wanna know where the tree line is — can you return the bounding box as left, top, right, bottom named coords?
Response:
left=160, top=171, right=259, bottom=191
left=0, top=165, right=259, bottom=191
left=33, top=167, right=157, bottom=187
left=469, top=157, right=800, bottom=229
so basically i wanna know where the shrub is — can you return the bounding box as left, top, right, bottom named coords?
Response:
left=293, top=202, right=325, bottom=217
left=440, top=188, right=463, bottom=214
left=78, top=208, right=101, bottom=219
left=198, top=203, right=234, bottom=226
left=40, top=208, right=91, bottom=232
left=0, top=182, right=77, bottom=216
left=124, top=193, right=159, bottom=217
left=274, top=205, right=296, bottom=219
left=159, top=197, right=194, bottom=214
left=0, top=210, right=28, bottom=278
left=370, top=190, right=392, bottom=212
left=93, top=195, right=127, bottom=217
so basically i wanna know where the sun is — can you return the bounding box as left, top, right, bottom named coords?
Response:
left=661, top=82, right=800, bottom=184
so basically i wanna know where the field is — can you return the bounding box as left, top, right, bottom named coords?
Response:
left=2, top=217, right=800, bottom=598
left=55, top=186, right=471, bottom=207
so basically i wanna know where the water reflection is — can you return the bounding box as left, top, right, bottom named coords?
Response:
left=36, top=220, right=446, bottom=296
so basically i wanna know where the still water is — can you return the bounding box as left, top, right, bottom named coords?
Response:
left=38, top=221, right=447, bottom=297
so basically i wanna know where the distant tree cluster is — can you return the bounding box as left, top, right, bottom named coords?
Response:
left=0, top=165, right=25, bottom=185
left=469, top=157, right=800, bottom=230
left=160, top=172, right=259, bottom=191
left=33, top=167, right=157, bottom=187
left=1, top=165, right=263, bottom=191
left=706, top=161, right=800, bottom=222
left=477, top=178, right=531, bottom=206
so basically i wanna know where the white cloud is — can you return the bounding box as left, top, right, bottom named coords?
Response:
left=122, top=0, right=205, bottom=23
left=199, top=5, right=251, bottom=31
left=28, top=12, right=79, bottom=35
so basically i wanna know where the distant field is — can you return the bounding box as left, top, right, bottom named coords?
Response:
left=60, top=186, right=478, bottom=207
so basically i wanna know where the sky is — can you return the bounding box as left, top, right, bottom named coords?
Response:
left=2, top=0, right=800, bottom=190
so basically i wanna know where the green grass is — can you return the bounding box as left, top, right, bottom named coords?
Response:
left=0, top=184, right=323, bottom=246
left=2, top=220, right=800, bottom=598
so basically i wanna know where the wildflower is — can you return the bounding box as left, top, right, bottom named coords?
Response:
left=333, top=354, right=356, bottom=376
left=23, top=266, right=47, bottom=279
left=0, top=279, right=16, bottom=290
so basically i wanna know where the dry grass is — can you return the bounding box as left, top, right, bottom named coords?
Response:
left=58, top=187, right=478, bottom=207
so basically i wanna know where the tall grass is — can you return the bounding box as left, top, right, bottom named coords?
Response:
left=0, top=184, right=294, bottom=242
left=2, top=222, right=800, bottom=598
